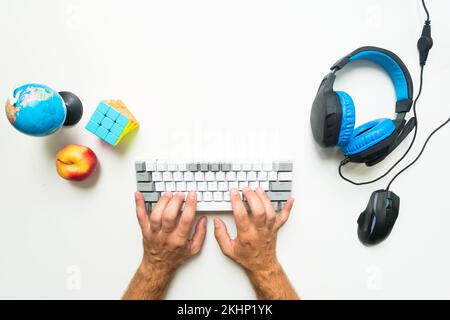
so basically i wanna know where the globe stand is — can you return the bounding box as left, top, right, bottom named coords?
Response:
left=59, top=91, right=83, bottom=126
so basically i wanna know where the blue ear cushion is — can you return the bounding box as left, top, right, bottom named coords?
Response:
left=336, top=91, right=356, bottom=147
left=342, top=118, right=396, bottom=156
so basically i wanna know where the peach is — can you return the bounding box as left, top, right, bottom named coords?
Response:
left=56, top=144, right=98, bottom=181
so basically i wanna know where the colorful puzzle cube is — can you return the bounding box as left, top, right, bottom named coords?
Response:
left=85, top=100, right=139, bottom=146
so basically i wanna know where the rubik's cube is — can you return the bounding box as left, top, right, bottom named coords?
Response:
left=85, top=100, right=139, bottom=146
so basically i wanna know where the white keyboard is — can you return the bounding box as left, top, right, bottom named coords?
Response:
left=134, top=160, right=294, bottom=212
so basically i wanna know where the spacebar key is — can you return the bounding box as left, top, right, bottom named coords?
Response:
left=196, top=202, right=232, bottom=212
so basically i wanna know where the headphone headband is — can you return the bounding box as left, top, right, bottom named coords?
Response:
left=331, top=46, right=414, bottom=115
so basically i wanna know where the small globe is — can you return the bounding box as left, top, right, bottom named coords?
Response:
left=5, top=84, right=67, bottom=137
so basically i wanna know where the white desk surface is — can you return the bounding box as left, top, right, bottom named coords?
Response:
left=1, top=0, right=449, bottom=299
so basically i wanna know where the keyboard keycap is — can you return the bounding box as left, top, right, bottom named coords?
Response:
left=162, top=172, right=172, bottom=181
left=226, top=172, right=236, bottom=181
left=152, top=172, right=162, bottom=182
left=247, top=171, right=257, bottom=181
left=208, top=181, right=218, bottom=191
left=257, top=171, right=267, bottom=181
left=136, top=172, right=151, bottom=182
left=268, top=171, right=278, bottom=181
left=145, top=161, right=157, bottom=172
left=216, top=172, right=225, bottom=181
left=229, top=181, right=238, bottom=190
left=157, top=162, right=167, bottom=171
left=195, top=172, right=205, bottom=181
left=213, top=192, right=223, bottom=201
left=187, top=163, right=198, bottom=171
left=242, top=163, right=252, bottom=171
left=237, top=172, right=247, bottom=181
left=195, top=192, right=202, bottom=201
left=143, top=192, right=160, bottom=202
left=197, top=201, right=232, bottom=211
left=278, top=172, right=293, bottom=181
left=267, top=191, right=291, bottom=201
left=165, top=182, right=175, bottom=192
left=187, top=182, right=196, bottom=191
left=271, top=201, right=280, bottom=211
left=176, top=182, right=186, bottom=191
left=203, top=192, right=213, bottom=202
left=221, top=163, right=232, bottom=172
left=135, top=161, right=145, bottom=172
left=155, top=182, right=165, bottom=191
left=173, top=172, right=183, bottom=181
left=275, top=162, right=293, bottom=172
left=239, top=181, right=249, bottom=190
left=249, top=181, right=259, bottom=189
left=184, top=172, right=194, bottom=181
left=232, top=163, right=241, bottom=171
left=210, top=163, right=220, bottom=172
left=200, top=163, right=209, bottom=172
left=167, top=163, right=177, bottom=171
left=197, top=182, right=207, bottom=191
left=218, top=181, right=228, bottom=191
left=137, top=182, right=155, bottom=192
left=205, top=172, right=215, bottom=181
left=260, top=181, right=270, bottom=191
left=252, top=163, right=262, bottom=171
left=270, top=181, right=292, bottom=191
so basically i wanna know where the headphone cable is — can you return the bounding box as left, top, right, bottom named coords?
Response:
left=339, top=0, right=435, bottom=186
left=422, top=0, right=430, bottom=22
left=386, top=116, right=450, bottom=190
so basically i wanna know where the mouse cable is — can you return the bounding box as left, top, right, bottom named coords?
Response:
left=338, top=0, right=431, bottom=186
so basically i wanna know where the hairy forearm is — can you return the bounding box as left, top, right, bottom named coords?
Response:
left=246, top=262, right=299, bottom=300
left=122, top=261, right=173, bottom=300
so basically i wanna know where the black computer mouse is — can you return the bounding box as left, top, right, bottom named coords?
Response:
left=357, top=189, right=400, bottom=246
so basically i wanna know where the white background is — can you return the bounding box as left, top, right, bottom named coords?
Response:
left=0, top=0, right=449, bottom=300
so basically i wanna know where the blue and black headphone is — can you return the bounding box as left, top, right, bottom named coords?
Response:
left=310, top=46, right=417, bottom=166
left=309, top=1, right=450, bottom=246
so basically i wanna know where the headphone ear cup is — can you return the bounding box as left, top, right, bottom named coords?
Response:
left=335, top=91, right=356, bottom=147
left=342, top=118, right=396, bottom=156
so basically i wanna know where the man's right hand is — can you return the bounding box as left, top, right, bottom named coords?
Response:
left=213, top=187, right=299, bottom=300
